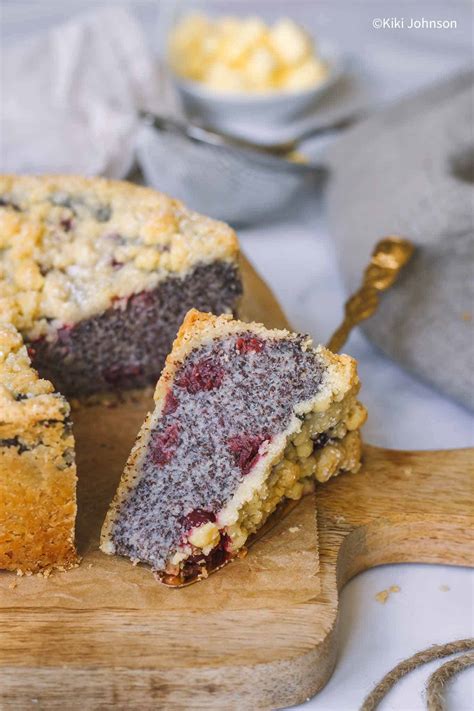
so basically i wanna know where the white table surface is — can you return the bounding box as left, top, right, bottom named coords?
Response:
left=2, top=1, right=473, bottom=709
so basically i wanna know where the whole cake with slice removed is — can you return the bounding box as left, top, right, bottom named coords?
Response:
left=0, top=175, right=242, bottom=395
left=0, top=322, right=77, bottom=573
left=101, top=309, right=367, bottom=586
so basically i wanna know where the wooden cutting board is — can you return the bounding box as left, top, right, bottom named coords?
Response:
left=1, top=257, right=473, bottom=710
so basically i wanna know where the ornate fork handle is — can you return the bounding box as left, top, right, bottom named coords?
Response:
left=327, top=236, right=415, bottom=353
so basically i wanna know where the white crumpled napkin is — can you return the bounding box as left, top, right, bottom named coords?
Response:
left=0, top=6, right=162, bottom=178
left=0, top=4, right=363, bottom=185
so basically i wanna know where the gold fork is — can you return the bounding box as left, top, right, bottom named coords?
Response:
left=327, top=236, right=415, bottom=353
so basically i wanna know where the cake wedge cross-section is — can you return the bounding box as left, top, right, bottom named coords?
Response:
left=101, top=310, right=367, bottom=585
left=0, top=323, right=77, bottom=573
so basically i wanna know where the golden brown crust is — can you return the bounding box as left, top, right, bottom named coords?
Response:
left=0, top=445, right=77, bottom=573
left=0, top=175, right=239, bottom=339
left=0, top=322, right=77, bottom=573
left=0, top=323, right=68, bottom=433
left=153, top=309, right=358, bottom=407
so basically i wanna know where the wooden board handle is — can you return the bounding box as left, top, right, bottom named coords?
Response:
left=316, top=444, right=474, bottom=588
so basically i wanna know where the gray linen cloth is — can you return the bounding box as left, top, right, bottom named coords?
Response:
left=326, top=72, right=474, bottom=410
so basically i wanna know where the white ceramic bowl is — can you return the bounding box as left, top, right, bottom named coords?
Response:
left=170, top=44, right=344, bottom=142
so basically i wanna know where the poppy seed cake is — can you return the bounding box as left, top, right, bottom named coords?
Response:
left=101, top=310, right=367, bottom=585
left=0, top=175, right=242, bottom=395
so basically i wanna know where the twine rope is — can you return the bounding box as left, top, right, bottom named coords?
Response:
left=359, top=638, right=474, bottom=711
left=426, top=651, right=474, bottom=711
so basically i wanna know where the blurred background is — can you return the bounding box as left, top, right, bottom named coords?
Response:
left=1, top=2, right=473, bottom=709
left=1, top=0, right=472, bottom=222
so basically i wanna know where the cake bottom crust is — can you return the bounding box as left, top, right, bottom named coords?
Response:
left=0, top=445, right=77, bottom=574
left=28, top=262, right=242, bottom=396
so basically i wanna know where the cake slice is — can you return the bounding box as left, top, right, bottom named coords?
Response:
left=101, top=310, right=366, bottom=585
left=0, top=175, right=241, bottom=395
left=0, top=323, right=77, bottom=573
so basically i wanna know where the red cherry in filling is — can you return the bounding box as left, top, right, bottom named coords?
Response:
left=130, top=290, right=156, bottom=309
left=57, top=323, right=74, bottom=341
left=150, top=423, right=181, bottom=466
left=176, top=358, right=224, bottom=394
left=228, top=433, right=270, bottom=475
left=26, top=336, right=45, bottom=360
left=181, top=531, right=231, bottom=579
left=103, top=363, right=142, bottom=385
left=235, top=335, right=264, bottom=354
left=111, top=290, right=155, bottom=310
left=162, top=391, right=179, bottom=415
left=182, top=509, right=216, bottom=530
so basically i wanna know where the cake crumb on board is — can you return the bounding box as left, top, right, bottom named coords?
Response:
left=375, top=585, right=401, bottom=603
left=375, top=589, right=389, bottom=604
left=439, top=584, right=450, bottom=592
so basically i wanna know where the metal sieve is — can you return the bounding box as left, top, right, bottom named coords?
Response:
left=135, top=113, right=354, bottom=226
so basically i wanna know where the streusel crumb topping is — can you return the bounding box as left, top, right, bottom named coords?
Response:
left=0, top=175, right=239, bottom=339
left=0, top=322, right=69, bottom=426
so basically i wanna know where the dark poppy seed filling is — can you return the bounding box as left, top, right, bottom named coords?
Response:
left=27, top=262, right=241, bottom=396
left=101, top=310, right=366, bottom=585
left=108, top=334, right=326, bottom=573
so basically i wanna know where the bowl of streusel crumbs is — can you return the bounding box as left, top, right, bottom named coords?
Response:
left=167, top=13, right=343, bottom=138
